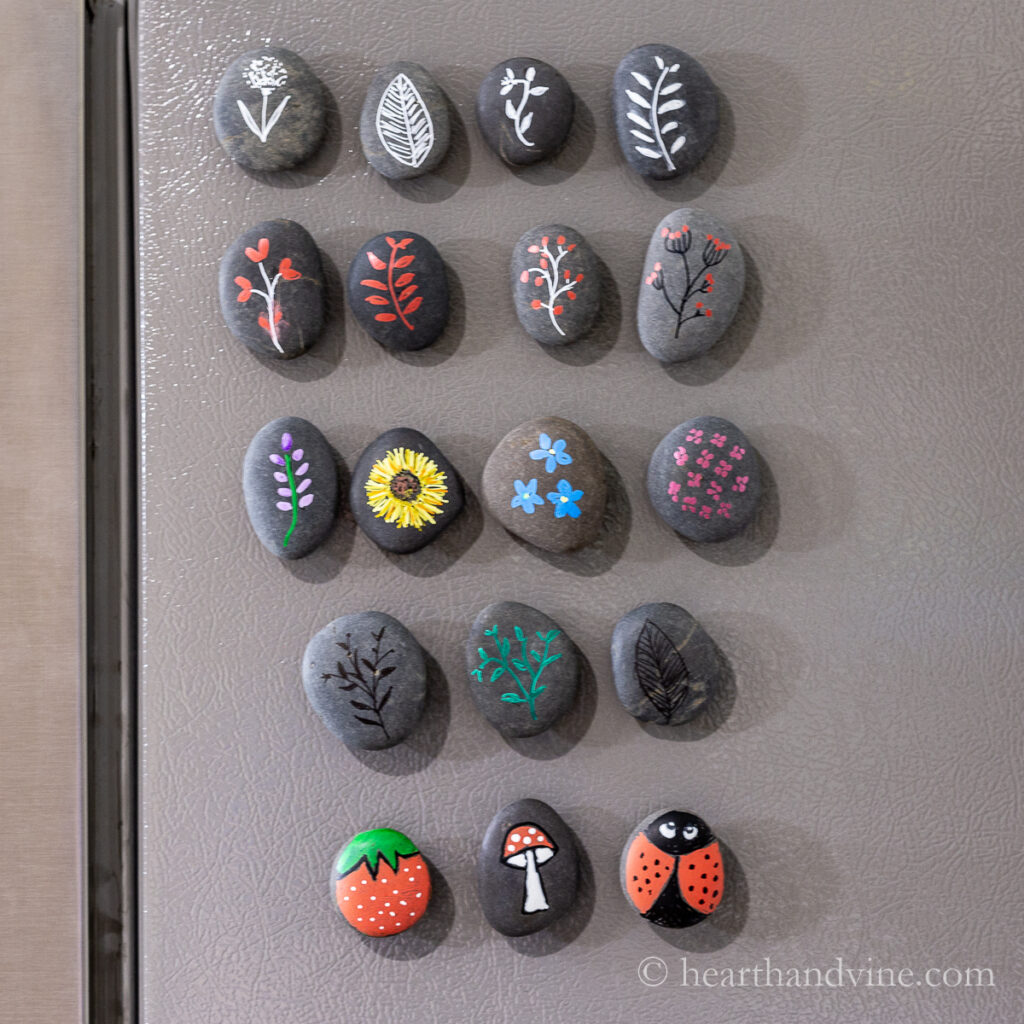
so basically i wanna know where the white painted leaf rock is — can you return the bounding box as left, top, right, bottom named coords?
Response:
left=478, top=799, right=579, bottom=936
left=476, top=58, right=574, bottom=165
left=638, top=208, right=744, bottom=362
left=214, top=46, right=326, bottom=172
left=613, top=44, right=718, bottom=180
left=243, top=416, right=338, bottom=559
left=360, top=61, right=450, bottom=180
left=511, top=224, right=600, bottom=346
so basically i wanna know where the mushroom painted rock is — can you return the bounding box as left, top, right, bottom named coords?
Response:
left=621, top=809, right=724, bottom=928
left=478, top=798, right=579, bottom=936
left=332, top=827, right=431, bottom=937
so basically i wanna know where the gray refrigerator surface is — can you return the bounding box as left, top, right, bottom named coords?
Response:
left=138, top=1, right=1024, bottom=1020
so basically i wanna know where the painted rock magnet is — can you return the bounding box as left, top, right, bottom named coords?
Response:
left=611, top=603, right=722, bottom=725
left=638, top=208, right=743, bottom=363
left=482, top=416, right=607, bottom=553
left=647, top=415, right=761, bottom=541
left=360, top=61, right=450, bottom=179
left=467, top=602, right=579, bottom=738
left=214, top=47, right=326, bottom=172
left=511, top=224, right=600, bottom=345
left=478, top=799, right=579, bottom=936
left=332, top=828, right=431, bottom=936
left=219, top=219, right=326, bottom=359
left=350, top=427, right=463, bottom=553
left=621, top=810, right=724, bottom=927
left=348, top=231, right=449, bottom=351
left=303, top=612, right=426, bottom=750
left=243, top=416, right=338, bottom=559
left=476, top=58, right=573, bottom=165
left=612, top=44, right=718, bottom=180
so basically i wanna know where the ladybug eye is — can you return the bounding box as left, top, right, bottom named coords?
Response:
left=682, top=824, right=699, bottom=840
left=658, top=822, right=677, bottom=839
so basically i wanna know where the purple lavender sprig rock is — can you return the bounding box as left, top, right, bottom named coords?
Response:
left=268, top=431, right=313, bottom=549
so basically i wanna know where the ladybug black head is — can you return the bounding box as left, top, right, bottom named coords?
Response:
left=643, top=811, right=713, bottom=855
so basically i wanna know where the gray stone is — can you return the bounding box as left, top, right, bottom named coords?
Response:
left=349, top=427, right=463, bottom=553
left=647, top=415, right=761, bottom=541
left=214, top=47, right=326, bottom=172
left=621, top=809, right=724, bottom=927
left=476, top=58, right=573, bottom=166
left=482, top=416, right=606, bottom=553
left=511, top=224, right=599, bottom=346
left=219, top=219, right=326, bottom=360
left=243, top=416, right=338, bottom=559
left=478, top=799, right=579, bottom=936
left=466, top=602, right=579, bottom=738
left=638, top=208, right=744, bottom=362
left=360, top=61, right=450, bottom=179
left=611, top=603, right=722, bottom=725
left=347, top=232, right=449, bottom=351
left=303, top=612, right=426, bottom=751
left=612, top=44, right=718, bottom=180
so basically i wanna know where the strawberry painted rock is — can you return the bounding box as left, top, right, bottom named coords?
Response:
left=621, top=810, right=724, bottom=928
left=347, top=231, right=449, bottom=351
left=332, top=828, right=431, bottom=937
left=647, top=415, right=761, bottom=541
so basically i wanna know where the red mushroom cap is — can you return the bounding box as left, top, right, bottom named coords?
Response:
left=502, top=823, right=556, bottom=865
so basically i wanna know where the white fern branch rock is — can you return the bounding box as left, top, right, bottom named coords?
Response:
left=360, top=61, right=451, bottom=180
left=613, top=44, right=719, bottom=180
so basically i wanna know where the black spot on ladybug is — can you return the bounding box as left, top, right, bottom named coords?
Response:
left=713, top=875, right=718, bottom=882
left=701, top=873, right=707, bottom=879
left=689, top=885, right=694, bottom=891
left=712, top=890, right=718, bottom=897
left=632, top=875, right=638, bottom=881
left=698, top=899, right=704, bottom=905
left=703, top=887, right=708, bottom=894
left=655, top=872, right=661, bottom=878
left=689, top=864, right=695, bottom=870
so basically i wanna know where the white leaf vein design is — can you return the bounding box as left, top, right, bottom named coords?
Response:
left=625, top=58, right=686, bottom=171
left=376, top=73, right=434, bottom=168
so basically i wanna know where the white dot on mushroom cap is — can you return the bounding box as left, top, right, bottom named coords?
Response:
left=537, top=835, right=545, bottom=842
left=511, top=833, right=521, bottom=842
left=528, top=828, right=537, bottom=835
left=507, top=843, right=515, bottom=852
left=524, top=836, right=533, bottom=844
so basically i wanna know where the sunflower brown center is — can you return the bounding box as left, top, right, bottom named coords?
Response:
left=389, top=470, right=422, bottom=502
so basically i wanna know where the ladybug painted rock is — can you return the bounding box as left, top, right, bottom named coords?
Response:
left=620, top=810, right=724, bottom=928
left=332, top=827, right=431, bottom=936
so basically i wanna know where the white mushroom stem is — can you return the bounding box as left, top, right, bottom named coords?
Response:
left=521, top=849, right=549, bottom=913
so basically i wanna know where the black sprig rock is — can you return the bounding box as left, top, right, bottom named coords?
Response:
left=302, top=612, right=426, bottom=751
left=621, top=809, right=724, bottom=927
left=511, top=224, right=600, bottom=346
left=638, top=208, right=744, bottom=363
left=350, top=427, right=463, bottom=554
left=647, top=415, right=761, bottom=542
left=476, top=58, right=573, bottom=166
left=466, top=602, right=579, bottom=738
left=482, top=416, right=607, bottom=553
left=214, top=47, right=326, bottom=172
left=611, top=603, right=722, bottom=725
left=360, top=61, right=450, bottom=180
left=219, top=219, right=326, bottom=360
left=243, top=416, right=338, bottom=560
left=613, top=44, right=718, bottom=180
left=348, top=231, right=449, bottom=351
left=478, top=799, right=580, bottom=936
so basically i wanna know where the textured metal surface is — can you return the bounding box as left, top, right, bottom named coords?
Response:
left=138, top=1, right=1024, bottom=1020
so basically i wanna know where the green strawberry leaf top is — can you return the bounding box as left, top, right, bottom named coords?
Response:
left=335, top=827, right=420, bottom=878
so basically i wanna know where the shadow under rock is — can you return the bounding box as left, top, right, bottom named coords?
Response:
left=508, top=93, right=596, bottom=187
left=544, top=253, right=621, bottom=367
left=506, top=829, right=596, bottom=956
left=239, top=72, right=342, bottom=189
left=349, top=652, right=449, bottom=776
left=678, top=451, right=779, bottom=567
left=661, top=246, right=763, bottom=386
left=246, top=247, right=346, bottom=384
left=648, top=838, right=748, bottom=953
left=509, top=455, right=631, bottom=577
left=390, top=259, right=465, bottom=367
left=384, top=90, right=470, bottom=203
left=503, top=648, right=597, bottom=761
left=385, top=476, right=485, bottom=578
left=359, top=856, right=454, bottom=960
left=639, top=645, right=736, bottom=743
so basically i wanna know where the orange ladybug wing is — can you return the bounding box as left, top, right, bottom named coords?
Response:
left=677, top=840, right=724, bottom=915
left=624, top=832, right=677, bottom=915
